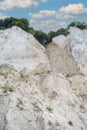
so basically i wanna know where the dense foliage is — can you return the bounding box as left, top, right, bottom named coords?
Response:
left=68, top=21, right=87, bottom=30
left=29, top=27, right=48, bottom=45
left=0, top=17, right=87, bottom=45
left=48, top=28, right=69, bottom=43
left=29, top=27, right=69, bottom=44
left=0, top=17, right=29, bottom=32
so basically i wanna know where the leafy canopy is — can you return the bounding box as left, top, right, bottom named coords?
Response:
left=0, top=17, right=87, bottom=45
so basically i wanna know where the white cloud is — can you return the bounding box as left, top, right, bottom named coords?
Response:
left=29, top=9, right=75, bottom=32
left=0, top=13, right=8, bottom=19
left=59, top=3, right=87, bottom=14
left=30, top=19, right=36, bottom=23
left=0, top=0, right=47, bottom=10
left=56, top=13, right=75, bottom=19
left=29, top=10, right=56, bottom=18
left=33, top=20, right=67, bottom=32
left=29, top=3, right=87, bottom=20
left=29, top=3, right=87, bottom=32
left=40, top=20, right=67, bottom=27
left=29, top=9, right=75, bottom=19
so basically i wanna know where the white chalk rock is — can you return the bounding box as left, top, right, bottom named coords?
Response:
left=52, top=27, right=87, bottom=75
left=0, top=26, right=50, bottom=72
left=69, top=27, right=87, bottom=75
left=52, top=35, right=68, bottom=48
left=69, top=27, right=87, bottom=61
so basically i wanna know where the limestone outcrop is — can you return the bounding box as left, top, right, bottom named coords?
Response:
left=52, top=27, right=87, bottom=76
left=0, top=26, right=87, bottom=130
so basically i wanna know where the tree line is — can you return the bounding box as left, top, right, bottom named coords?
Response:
left=0, top=17, right=87, bottom=45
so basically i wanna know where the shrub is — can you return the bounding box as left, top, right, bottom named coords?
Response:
left=46, top=106, right=53, bottom=113
left=16, top=98, right=24, bottom=110
left=2, top=85, right=15, bottom=93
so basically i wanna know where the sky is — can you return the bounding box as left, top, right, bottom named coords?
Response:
left=0, top=0, right=87, bottom=32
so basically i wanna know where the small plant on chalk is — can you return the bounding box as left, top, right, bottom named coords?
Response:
left=16, top=98, right=24, bottom=110
left=2, top=85, right=15, bottom=93
left=46, top=106, right=53, bottom=113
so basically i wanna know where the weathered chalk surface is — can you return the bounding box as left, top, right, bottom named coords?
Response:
left=0, top=95, right=9, bottom=130
left=0, top=26, right=87, bottom=130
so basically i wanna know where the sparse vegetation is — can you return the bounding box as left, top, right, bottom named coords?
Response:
left=0, top=64, right=14, bottom=78
left=46, top=106, right=53, bottom=113
left=19, top=68, right=29, bottom=79
left=16, top=98, right=24, bottom=110
left=0, top=70, right=8, bottom=78
left=0, top=17, right=87, bottom=45
left=2, top=85, right=15, bottom=93
left=76, top=93, right=87, bottom=98
left=0, top=70, right=4, bottom=76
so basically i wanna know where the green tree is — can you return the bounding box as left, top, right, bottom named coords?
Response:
left=0, top=17, right=29, bottom=32
left=76, top=22, right=87, bottom=30
left=68, top=21, right=76, bottom=29
left=28, top=27, right=36, bottom=35
left=68, top=21, right=87, bottom=30
left=12, top=18, right=29, bottom=31
left=34, top=30, right=48, bottom=45
left=55, top=28, right=69, bottom=36
left=48, top=31, right=56, bottom=43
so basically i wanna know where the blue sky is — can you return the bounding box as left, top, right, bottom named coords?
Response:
left=0, top=0, right=87, bottom=32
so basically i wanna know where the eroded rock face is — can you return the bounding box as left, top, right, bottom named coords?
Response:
left=52, top=27, right=87, bottom=76
left=69, top=27, right=87, bottom=76
left=69, top=27, right=87, bottom=61
left=0, top=26, right=87, bottom=130
left=0, top=71, right=87, bottom=130
left=0, top=26, right=50, bottom=72
left=52, top=35, right=68, bottom=48
left=0, top=95, right=9, bottom=130
left=46, top=42, right=79, bottom=75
